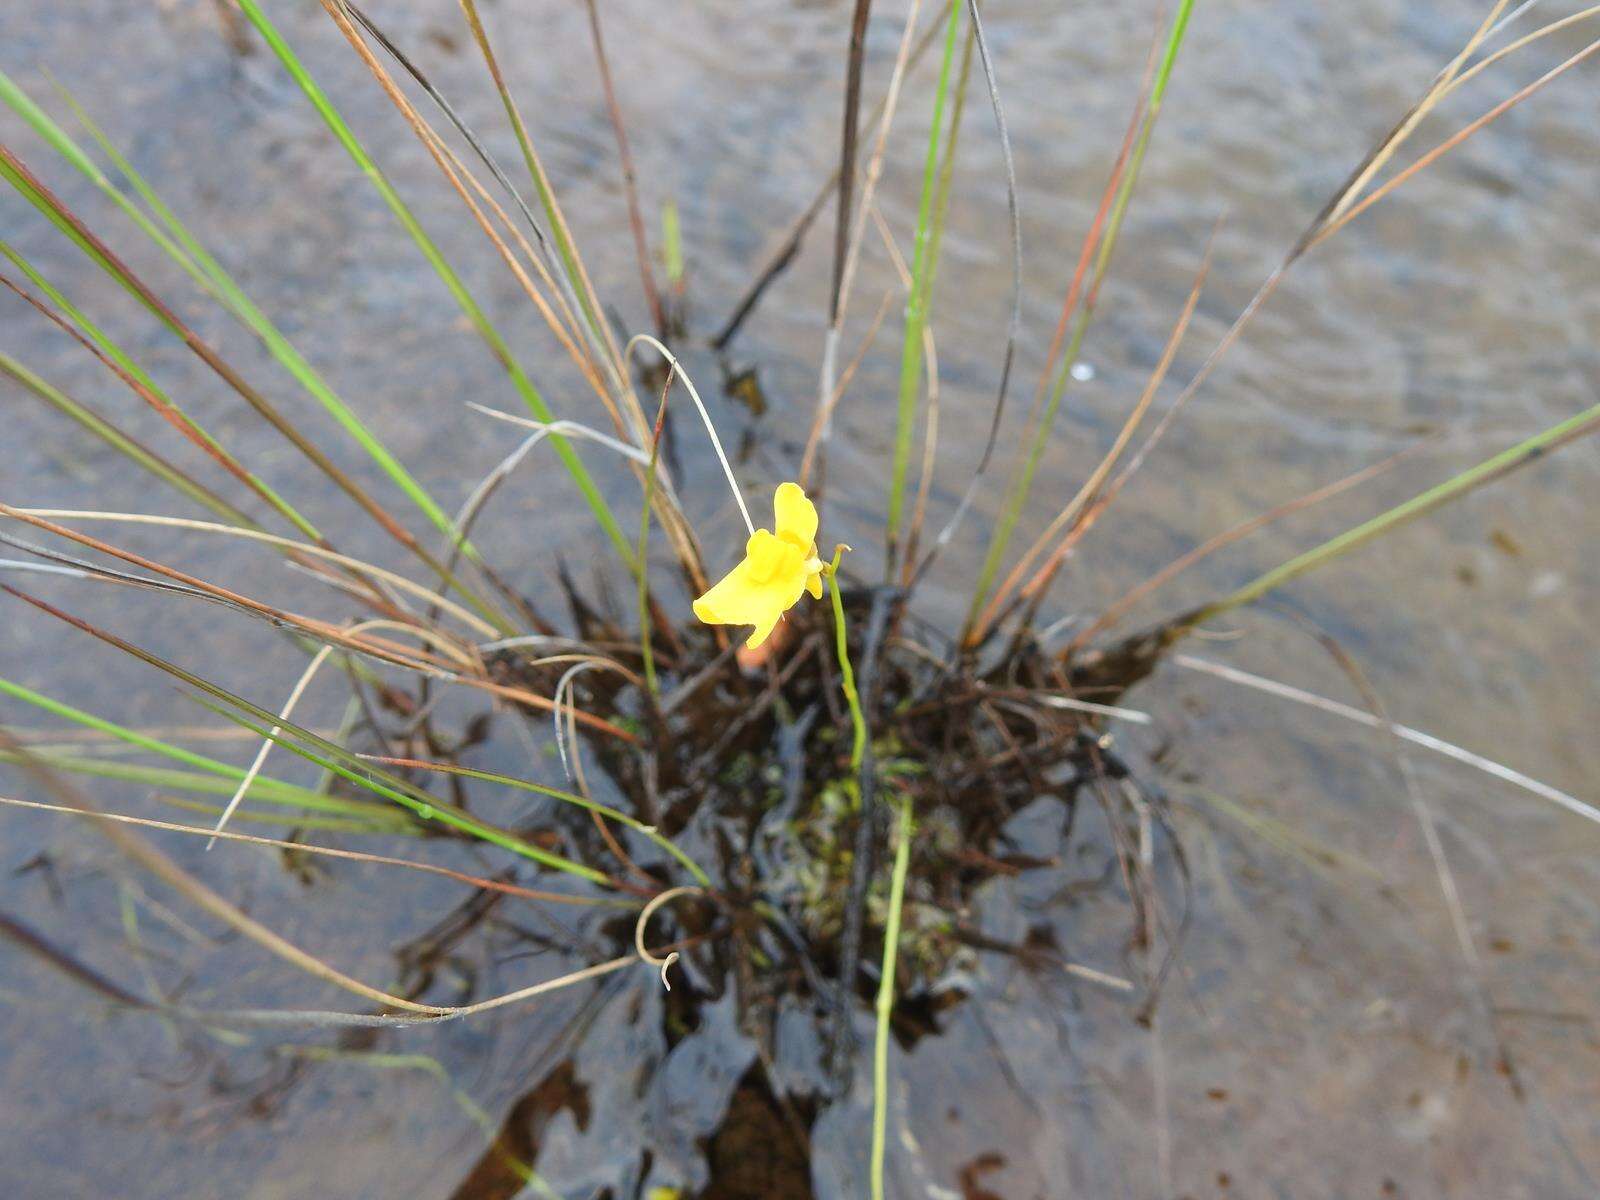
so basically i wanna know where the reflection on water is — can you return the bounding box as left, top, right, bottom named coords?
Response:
left=2, top=1, right=1598, bottom=1197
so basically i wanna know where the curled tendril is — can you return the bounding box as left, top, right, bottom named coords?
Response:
left=634, top=885, right=704, bottom=991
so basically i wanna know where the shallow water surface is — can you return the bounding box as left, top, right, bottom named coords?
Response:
left=2, top=1, right=1598, bottom=1197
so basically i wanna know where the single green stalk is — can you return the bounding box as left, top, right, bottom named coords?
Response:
left=155, top=796, right=415, bottom=836
left=231, top=0, right=637, bottom=570
left=825, top=547, right=869, bottom=776
left=885, top=0, right=964, bottom=565
left=963, top=0, right=1196, bottom=628
left=636, top=508, right=659, bottom=698
left=383, top=760, right=710, bottom=888
left=660, top=199, right=684, bottom=291
left=923, top=21, right=977, bottom=305
left=870, top=791, right=915, bottom=1200
left=1191, top=402, right=1600, bottom=626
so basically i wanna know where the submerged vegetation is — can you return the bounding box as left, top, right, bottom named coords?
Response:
left=3, top=0, right=1599, bottom=1194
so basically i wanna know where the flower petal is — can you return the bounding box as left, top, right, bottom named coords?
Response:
left=773, top=482, right=818, bottom=549
left=745, top=612, right=782, bottom=651
left=692, top=566, right=772, bottom=628
left=740, top=528, right=792, bottom=585
left=693, top=531, right=810, bottom=644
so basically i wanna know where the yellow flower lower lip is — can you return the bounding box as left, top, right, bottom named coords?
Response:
left=693, top=482, right=824, bottom=649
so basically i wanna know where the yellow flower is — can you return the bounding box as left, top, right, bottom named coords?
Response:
left=693, top=482, right=825, bottom=650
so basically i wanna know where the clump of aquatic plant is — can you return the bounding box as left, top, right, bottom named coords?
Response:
left=3, top=1, right=1600, bottom=1196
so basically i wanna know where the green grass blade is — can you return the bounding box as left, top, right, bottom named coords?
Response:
left=1190, top=402, right=1600, bottom=626
left=898, top=20, right=975, bottom=572
left=154, top=796, right=416, bottom=835
left=203, top=697, right=610, bottom=885
left=885, top=1, right=963, bottom=562
left=378, top=759, right=709, bottom=888
left=230, top=0, right=636, bottom=569
left=1088, top=0, right=1195, bottom=285
left=964, top=0, right=1196, bottom=623
left=923, top=24, right=976, bottom=309
left=0, top=68, right=464, bottom=554
left=0, top=676, right=403, bottom=823
left=0, top=749, right=407, bottom=828
left=1, top=589, right=613, bottom=884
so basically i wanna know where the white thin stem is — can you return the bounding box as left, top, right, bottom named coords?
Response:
left=1439, top=5, right=1600, bottom=105
left=1486, top=0, right=1545, bottom=42
left=1032, top=694, right=1153, bottom=725
left=624, top=334, right=753, bottom=534
left=208, top=618, right=472, bottom=847
left=549, top=659, right=639, bottom=779
left=0, top=559, right=92, bottom=580
left=208, top=642, right=335, bottom=849
left=1172, top=655, right=1599, bottom=827
left=465, top=405, right=652, bottom=466
left=13, top=508, right=496, bottom=638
